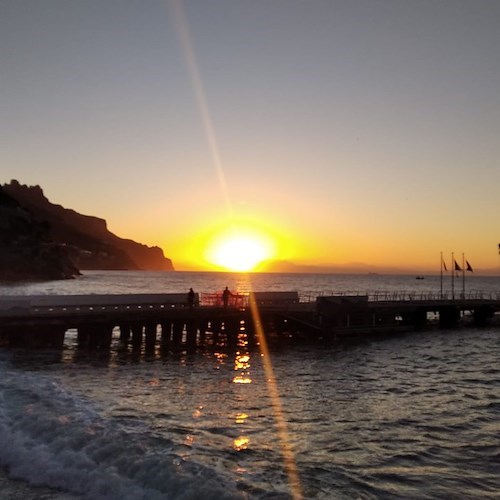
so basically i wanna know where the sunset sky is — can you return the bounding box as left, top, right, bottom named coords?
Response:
left=1, top=1, right=499, bottom=272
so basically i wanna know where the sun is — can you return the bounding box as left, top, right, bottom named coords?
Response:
left=205, top=226, right=275, bottom=272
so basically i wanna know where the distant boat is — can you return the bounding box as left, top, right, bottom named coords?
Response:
left=416, top=276, right=425, bottom=280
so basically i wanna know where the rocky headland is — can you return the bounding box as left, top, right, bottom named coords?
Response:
left=0, top=185, right=80, bottom=280
left=1, top=180, right=174, bottom=281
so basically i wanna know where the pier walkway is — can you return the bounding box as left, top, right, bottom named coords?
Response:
left=0, top=290, right=499, bottom=350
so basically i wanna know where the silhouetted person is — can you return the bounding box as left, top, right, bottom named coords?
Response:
left=187, top=288, right=195, bottom=308
left=222, top=287, right=231, bottom=308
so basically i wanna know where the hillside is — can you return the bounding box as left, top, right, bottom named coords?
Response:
left=0, top=186, right=80, bottom=280
left=3, top=180, right=174, bottom=272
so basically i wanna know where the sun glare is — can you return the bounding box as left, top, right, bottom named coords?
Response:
left=205, top=227, right=275, bottom=272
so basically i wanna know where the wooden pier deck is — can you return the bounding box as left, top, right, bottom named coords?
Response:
left=0, top=291, right=499, bottom=350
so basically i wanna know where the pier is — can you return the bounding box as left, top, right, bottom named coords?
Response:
left=0, top=291, right=499, bottom=350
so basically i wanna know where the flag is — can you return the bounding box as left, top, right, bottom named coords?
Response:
left=454, top=261, right=462, bottom=271
left=466, top=260, right=473, bottom=272
left=442, top=259, right=447, bottom=271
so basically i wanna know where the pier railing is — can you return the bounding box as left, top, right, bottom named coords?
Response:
left=303, top=290, right=500, bottom=303
left=201, top=293, right=248, bottom=307
left=200, top=291, right=301, bottom=308
left=1, top=290, right=499, bottom=317
left=199, top=289, right=500, bottom=306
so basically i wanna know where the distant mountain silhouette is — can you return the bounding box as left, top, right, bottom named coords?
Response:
left=257, top=259, right=496, bottom=275
left=3, top=180, right=174, bottom=273
left=0, top=185, right=80, bottom=280
left=256, top=259, right=423, bottom=275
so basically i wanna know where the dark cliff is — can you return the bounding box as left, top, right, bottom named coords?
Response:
left=2, top=180, right=174, bottom=272
left=0, top=186, right=80, bottom=281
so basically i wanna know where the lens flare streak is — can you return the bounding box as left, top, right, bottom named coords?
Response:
left=170, top=3, right=303, bottom=494
left=169, top=0, right=231, bottom=216
left=248, top=294, right=303, bottom=499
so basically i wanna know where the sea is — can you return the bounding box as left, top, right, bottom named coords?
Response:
left=0, top=271, right=499, bottom=499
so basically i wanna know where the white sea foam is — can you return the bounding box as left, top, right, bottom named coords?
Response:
left=0, top=359, right=245, bottom=499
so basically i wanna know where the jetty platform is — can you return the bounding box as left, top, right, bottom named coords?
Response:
left=0, top=291, right=499, bottom=350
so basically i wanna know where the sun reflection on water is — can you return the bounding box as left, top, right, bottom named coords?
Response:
left=232, top=375, right=252, bottom=384
left=233, top=436, right=250, bottom=452
left=215, top=284, right=302, bottom=497
left=228, top=322, right=254, bottom=454
left=235, top=412, right=248, bottom=424
left=235, top=353, right=250, bottom=370
left=232, top=349, right=252, bottom=384
left=192, top=406, right=203, bottom=418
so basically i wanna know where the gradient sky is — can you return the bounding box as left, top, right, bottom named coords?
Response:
left=1, top=0, right=499, bottom=272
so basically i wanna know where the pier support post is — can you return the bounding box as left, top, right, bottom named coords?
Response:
left=186, top=320, right=197, bottom=352
left=439, top=306, right=460, bottom=329
left=77, top=325, right=91, bottom=348
left=172, top=321, right=184, bottom=349
left=0, top=326, right=9, bottom=347
left=212, top=320, right=221, bottom=345
left=225, top=318, right=239, bottom=347
left=145, top=323, right=157, bottom=351
left=27, top=325, right=65, bottom=349
left=84, top=324, right=112, bottom=349
left=244, top=318, right=257, bottom=347
left=8, top=326, right=33, bottom=348
left=273, top=316, right=288, bottom=338
left=413, top=308, right=428, bottom=329
left=131, top=324, right=143, bottom=349
left=199, top=320, right=209, bottom=346
left=119, top=323, right=131, bottom=342
left=161, top=320, right=172, bottom=346
left=102, top=325, right=113, bottom=348
left=87, top=326, right=100, bottom=348
left=473, top=306, right=494, bottom=327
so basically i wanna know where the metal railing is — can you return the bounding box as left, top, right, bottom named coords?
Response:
left=300, top=290, right=500, bottom=303
left=200, top=292, right=248, bottom=307
left=2, top=290, right=498, bottom=317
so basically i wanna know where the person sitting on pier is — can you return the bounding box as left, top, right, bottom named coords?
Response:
left=187, top=288, right=195, bottom=308
left=222, top=287, right=232, bottom=308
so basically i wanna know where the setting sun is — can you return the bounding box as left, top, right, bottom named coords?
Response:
left=205, top=226, right=276, bottom=272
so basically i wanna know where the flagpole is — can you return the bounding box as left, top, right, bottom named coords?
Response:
left=462, top=253, right=465, bottom=298
left=440, top=252, right=443, bottom=299
left=451, top=252, right=455, bottom=300
left=439, top=252, right=443, bottom=299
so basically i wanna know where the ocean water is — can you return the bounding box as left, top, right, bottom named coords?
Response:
left=0, top=271, right=499, bottom=499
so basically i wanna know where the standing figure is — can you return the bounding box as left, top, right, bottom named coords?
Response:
left=222, top=286, right=231, bottom=308
left=187, top=288, right=195, bottom=308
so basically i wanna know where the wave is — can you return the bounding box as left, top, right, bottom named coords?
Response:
left=0, top=359, right=247, bottom=500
